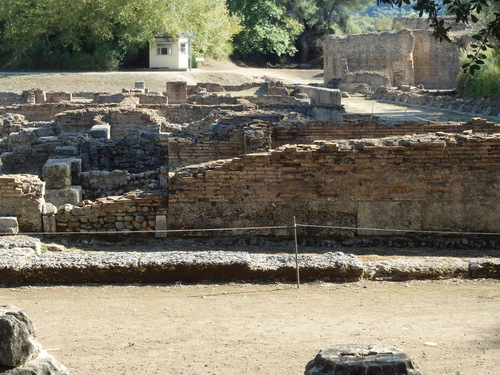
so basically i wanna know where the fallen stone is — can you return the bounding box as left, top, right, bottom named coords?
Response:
left=0, top=306, right=41, bottom=367
left=305, top=343, right=422, bottom=375
left=0, top=217, right=19, bottom=235
left=0, top=350, right=69, bottom=375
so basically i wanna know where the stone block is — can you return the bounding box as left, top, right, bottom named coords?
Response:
left=54, top=146, right=78, bottom=157
left=135, top=81, right=146, bottom=90
left=0, top=217, right=19, bottom=234
left=357, top=201, right=422, bottom=236
left=297, top=85, right=341, bottom=105
left=45, top=186, right=82, bottom=208
left=90, top=124, right=111, bottom=139
left=49, top=157, right=82, bottom=185
left=0, top=305, right=41, bottom=367
left=42, top=160, right=71, bottom=189
left=305, top=343, right=421, bottom=375
left=422, top=200, right=500, bottom=232
left=155, top=215, right=167, bottom=238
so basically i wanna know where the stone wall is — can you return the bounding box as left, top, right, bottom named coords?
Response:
left=167, top=134, right=500, bottom=236
left=168, top=116, right=499, bottom=170
left=55, top=190, right=167, bottom=233
left=372, top=86, right=500, bottom=119
left=324, top=30, right=415, bottom=87
left=0, top=92, right=22, bottom=106
left=46, top=92, right=72, bottom=103
left=0, top=174, right=45, bottom=232
left=324, top=29, right=468, bottom=90
left=412, top=30, right=466, bottom=89
left=81, top=169, right=160, bottom=199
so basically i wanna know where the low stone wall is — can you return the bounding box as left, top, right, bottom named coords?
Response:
left=273, top=118, right=500, bottom=146
left=0, top=92, right=22, bottom=106
left=56, top=107, right=163, bottom=138
left=296, top=86, right=341, bottom=105
left=0, top=174, right=45, bottom=232
left=81, top=169, right=160, bottom=199
left=55, top=190, right=167, bottom=233
left=0, top=102, right=101, bottom=121
left=168, top=133, right=500, bottom=236
left=46, top=92, right=72, bottom=103
left=372, top=86, right=500, bottom=120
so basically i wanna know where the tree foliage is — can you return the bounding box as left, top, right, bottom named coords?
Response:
left=377, top=0, right=500, bottom=74
left=0, top=0, right=240, bottom=70
left=228, top=0, right=374, bottom=63
left=229, top=0, right=303, bottom=60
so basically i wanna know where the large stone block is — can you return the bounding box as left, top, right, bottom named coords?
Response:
left=0, top=306, right=41, bottom=367
left=305, top=343, right=421, bottom=375
left=422, top=200, right=500, bottom=232
left=49, top=158, right=82, bottom=185
left=90, top=124, right=111, bottom=139
left=42, top=160, right=71, bottom=189
left=357, top=201, right=422, bottom=236
left=297, top=86, right=341, bottom=105
left=0, top=217, right=19, bottom=234
left=45, top=186, right=82, bottom=208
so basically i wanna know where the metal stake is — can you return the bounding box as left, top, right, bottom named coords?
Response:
left=293, top=216, right=300, bottom=289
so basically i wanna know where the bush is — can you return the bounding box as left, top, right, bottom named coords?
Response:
left=457, top=49, right=500, bottom=99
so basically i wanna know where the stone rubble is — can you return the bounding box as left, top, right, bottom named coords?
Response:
left=0, top=305, right=68, bottom=374
left=0, top=236, right=498, bottom=285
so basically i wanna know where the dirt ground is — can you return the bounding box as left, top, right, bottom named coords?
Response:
left=0, top=60, right=324, bottom=93
left=1, top=279, right=499, bottom=375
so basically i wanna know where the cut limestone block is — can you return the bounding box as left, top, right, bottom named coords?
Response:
left=42, top=160, right=71, bottom=189
left=90, top=124, right=111, bottom=139
left=45, top=186, right=82, bottom=208
left=305, top=343, right=422, bottom=375
left=0, top=217, right=19, bottom=234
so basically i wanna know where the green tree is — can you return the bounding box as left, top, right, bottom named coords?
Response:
left=0, top=0, right=240, bottom=70
left=229, top=0, right=304, bottom=61
left=163, top=0, right=241, bottom=59
left=376, top=0, right=500, bottom=73
left=285, top=0, right=374, bottom=63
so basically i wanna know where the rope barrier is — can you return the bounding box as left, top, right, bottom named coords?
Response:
left=4, top=223, right=500, bottom=237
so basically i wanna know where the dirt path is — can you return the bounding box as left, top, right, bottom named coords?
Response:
left=2, top=280, right=498, bottom=375
left=343, top=95, right=481, bottom=123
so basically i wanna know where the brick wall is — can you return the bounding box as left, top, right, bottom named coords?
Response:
left=0, top=174, right=45, bottom=232
left=168, top=134, right=500, bottom=235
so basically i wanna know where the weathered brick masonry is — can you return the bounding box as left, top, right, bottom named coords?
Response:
left=168, top=134, right=500, bottom=236
left=0, top=174, right=45, bottom=232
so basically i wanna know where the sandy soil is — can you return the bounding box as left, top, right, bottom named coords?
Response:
left=1, top=279, right=499, bottom=375
left=0, top=61, right=324, bottom=93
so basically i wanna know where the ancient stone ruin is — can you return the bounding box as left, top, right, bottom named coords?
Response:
left=0, top=305, right=68, bottom=374
left=0, top=78, right=499, bottom=246
left=323, top=17, right=470, bottom=91
left=305, top=343, right=422, bottom=375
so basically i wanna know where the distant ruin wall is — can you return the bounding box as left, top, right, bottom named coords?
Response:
left=324, top=29, right=467, bottom=90
left=324, top=30, right=415, bottom=87
left=168, top=134, right=500, bottom=235
left=412, top=30, right=465, bottom=89
left=0, top=174, right=45, bottom=232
